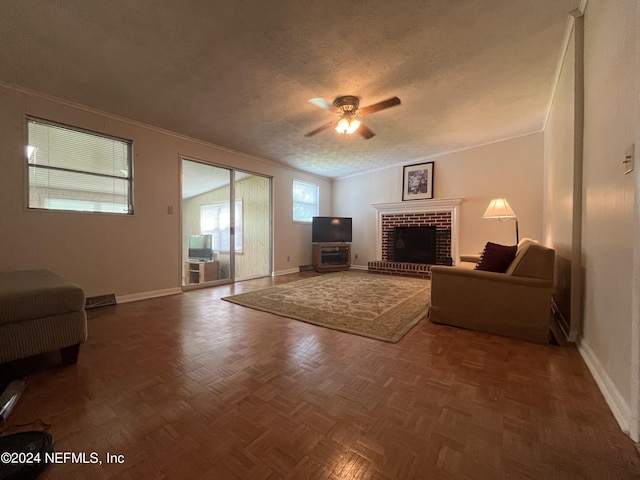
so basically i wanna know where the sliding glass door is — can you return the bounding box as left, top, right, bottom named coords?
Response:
left=181, top=158, right=271, bottom=288
left=233, top=171, right=271, bottom=281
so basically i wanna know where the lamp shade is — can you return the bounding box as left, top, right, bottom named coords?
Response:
left=483, top=198, right=516, bottom=218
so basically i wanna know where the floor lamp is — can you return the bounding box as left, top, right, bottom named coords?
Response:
left=483, top=198, right=519, bottom=244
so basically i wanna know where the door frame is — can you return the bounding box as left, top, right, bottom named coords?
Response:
left=180, top=156, right=272, bottom=290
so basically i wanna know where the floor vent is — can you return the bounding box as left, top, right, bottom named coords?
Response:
left=85, top=294, right=116, bottom=309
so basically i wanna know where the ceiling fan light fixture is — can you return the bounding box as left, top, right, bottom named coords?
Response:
left=335, top=115, right=361, bottom=135
left=307, top=95, right=399, bottom=139
left=335, top=117, right=350, bottom=134
left=346, top=118, right=361, bottom=134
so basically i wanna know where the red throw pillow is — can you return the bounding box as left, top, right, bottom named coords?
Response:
left=475, top=242, right=517, bottom=273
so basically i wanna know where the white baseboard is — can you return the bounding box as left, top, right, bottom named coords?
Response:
left=273, top=268, right=301, bottom=276
left=349, top=265, right=368, bottom=271
left=578, top=339, right=631, bottom=435
left=116, top=287, right=182, bottom=304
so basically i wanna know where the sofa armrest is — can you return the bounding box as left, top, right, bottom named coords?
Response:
left=459, top=254, right=481, bottom=264
left=429, top=266, right=553, bottom=343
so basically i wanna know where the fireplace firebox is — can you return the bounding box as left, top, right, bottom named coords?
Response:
left=392, top=226, right=436, bottom=264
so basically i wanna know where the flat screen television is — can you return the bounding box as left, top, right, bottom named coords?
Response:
left=312, top=217, right=352, bottom=243
left=188, top=234, right=213, bottom=261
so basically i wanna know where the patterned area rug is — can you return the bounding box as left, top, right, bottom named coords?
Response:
left=222, top=271, right=431, bottom=343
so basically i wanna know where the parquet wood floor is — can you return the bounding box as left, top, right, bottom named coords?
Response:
left=2, top=272, right=639, bottom=479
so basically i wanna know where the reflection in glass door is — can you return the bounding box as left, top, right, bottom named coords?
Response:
left=181, top=159, right=272, bottom=288
left=182, top=160, right=233, bottom=286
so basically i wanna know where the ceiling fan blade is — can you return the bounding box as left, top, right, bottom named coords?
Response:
left=359, top=96, right=401, bottom=116
left=308, top=97, right=337, bottom=111
left=305, top=120, right=337, bottom=137
left=358, top=124, right=376, bottom=140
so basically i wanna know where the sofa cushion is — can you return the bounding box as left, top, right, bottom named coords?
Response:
left=505, top=242, right=555, bottom=280
left=516, top=237, right=538, bottom=251
left=475, top=242, right=517, bottom=273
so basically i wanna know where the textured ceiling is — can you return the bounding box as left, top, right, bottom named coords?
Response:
left=0, top=1, right=578, bottom=179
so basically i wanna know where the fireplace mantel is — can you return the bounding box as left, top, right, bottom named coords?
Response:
left=372, top=198, right=463, bottom=265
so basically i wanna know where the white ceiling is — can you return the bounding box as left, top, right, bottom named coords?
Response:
left=182, top=159, right=253, bottom=199
left=0, top=1, right=578, bottom=179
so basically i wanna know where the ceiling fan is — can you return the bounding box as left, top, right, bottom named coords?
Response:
left=305, top=95, right=401, bottom=140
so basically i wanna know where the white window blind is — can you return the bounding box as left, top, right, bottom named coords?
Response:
left=200, top=200, right=243, bottom=252
left=292, top=180, right=318, bottom=222
left=27, top=117, right=133, bottom=214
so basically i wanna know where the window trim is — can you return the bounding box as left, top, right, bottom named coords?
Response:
left=25, top=115, right=134, bottom=215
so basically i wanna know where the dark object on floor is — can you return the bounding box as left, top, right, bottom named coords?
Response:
left=0, top=431, right=54, bottom=480
left=0, top=380, right=25, bottom=423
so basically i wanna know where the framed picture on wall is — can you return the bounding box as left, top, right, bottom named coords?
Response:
left=402, top=161, right=434, bottom=201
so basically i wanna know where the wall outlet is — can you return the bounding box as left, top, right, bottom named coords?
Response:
left=355, top=253, right=358, bottom=260
left=287, top=256, right=290, bottom=262
left=167, top=205, right=174, bottom=215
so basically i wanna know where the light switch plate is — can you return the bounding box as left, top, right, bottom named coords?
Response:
left=624, top=144, right=634, bottom=174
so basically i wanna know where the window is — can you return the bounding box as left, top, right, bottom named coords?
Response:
left=200, top=200, right=243, bottom=252
left=26, top=117, right=133, bottom=214
left=292, top=180, right=318, bottom=222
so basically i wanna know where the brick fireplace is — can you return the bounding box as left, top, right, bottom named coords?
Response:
left=368, top=198, right=462, bottom=279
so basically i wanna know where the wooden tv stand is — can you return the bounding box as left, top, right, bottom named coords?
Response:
left=312, top=243, right=351, bottom=272
left=184, top=261, right=219, bottom=284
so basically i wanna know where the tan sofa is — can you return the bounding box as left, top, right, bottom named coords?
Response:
left=0, top=270, right=88, bottom=364
left=429, top=240, right=555, bottom=343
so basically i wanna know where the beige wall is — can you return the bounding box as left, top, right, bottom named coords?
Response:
left=575, top=0, right=639, bottom=439
left=332, top=132, right=544, bottom=266
left=0, top=86, right=331, bottom=298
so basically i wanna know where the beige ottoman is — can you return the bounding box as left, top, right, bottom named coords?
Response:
left=0, top=270, right=88, bottom=365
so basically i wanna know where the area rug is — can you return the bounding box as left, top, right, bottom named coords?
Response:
left=222, top=271, right=431, bottom=343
